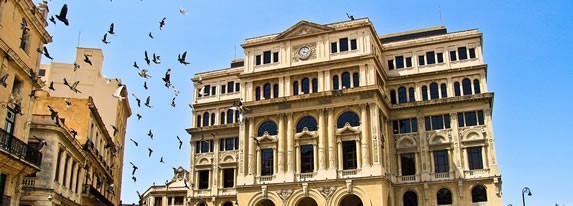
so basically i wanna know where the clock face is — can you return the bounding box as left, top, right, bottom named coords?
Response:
left=298, top=46, right=311, bottom=59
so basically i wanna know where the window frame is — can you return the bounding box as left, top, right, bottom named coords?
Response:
left=261, top=148, right=274, bottom=176
left=198, top=170, right=209, bottom=189
left=400, top=153, right=416, bottom=176
left=300, top=144, right=314, bottom=173
left=223, top=168, right=235, bottom=188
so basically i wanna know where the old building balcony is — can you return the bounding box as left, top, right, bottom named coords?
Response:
left=0, top=195, right=11, bottom=206
left=464, top=169, right=490, bottom=179
left=338, top=169, right=360, bottom=178
left=431, top=171, right=455, bottom=181
left=82, top=184, right=114, bottom=206
left=396, top=174, right=419, bottom=184
left=297, top=172, right=315, bottom=181
left=0, top=128, right=42, bottom=168
left=22, top=177, right=36, bottom=188
left=257, top=175, right=274, bottom=183
left=218, top=188, right=237, bottom=196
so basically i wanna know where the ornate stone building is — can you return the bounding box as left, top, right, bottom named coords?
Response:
left=0, top=0, right=51, bottom=205
left=140, top=166, right=191, bottom=206
left=184, top=18, right=501, bottom=206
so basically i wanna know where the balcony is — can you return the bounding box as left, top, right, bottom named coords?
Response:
left=298, top=172, right=314, bottom=181
left=218, top=188, right=237, bottom=196
left=396, top=174, right=418, bottom=183
left=22, top=177, right=36, bottom=188
left=258, top=175, right=274, bottom=183
left=464, top=169, right=490, bottom=179
left=431, top=171, right=454, bottom=181
left=82, top=184, right=114, bottom=206
left=0, top=195, right=10, bottom=206
left=338, top=169, right=360, bottom=178
left=0, top=128, right=42, bottom=168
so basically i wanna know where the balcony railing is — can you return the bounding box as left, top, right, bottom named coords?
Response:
left=464, top=169, right=490, bottom=178
left=0, top=195, right=10, bottom=206
left=339, top=169, right=359, bottom=177
left=82, top=184, right=114, bottom=206
left=259, top=175, right=273, bottom=183
left=432, top=171, right=454, bottom=180
left=22, top=177, right=36, bottom=188
left=0, top=128, right=42, bottom=167
left=299, top=172, right=314, bottom=181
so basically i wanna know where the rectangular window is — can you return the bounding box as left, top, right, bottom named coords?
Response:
left=273, top=52, right=279, bottom=63
left=221, top=85, right=226, bottom=94
left=426, top=51, right=436, bottom=64
left=425, top=117, right=431, bottom=131
left=465, top=111, right=477, bottom=126
left=467, top=147, right=483, bottom=170
left=458, top=47, right=468, bottom=60
left=255, top=55, right=261, bottom=65
left=458, top=111, right=485, bottom=127
left=339, top=38, right=349, bottom=52
left=450, top=51, right=457, bottom=61
left=235, top=83, right=240, bottom=92
left=405, top=57, right=412, bottom=67
left=418, top=55, right=425, bottom=66
left=204, top=85, right=211, bottom=96
left=331, top=42, right=338, bottom=53
left=154, top=197, right=162, bottom=206
left=227, top=81, right=234, bottom=93
left=198, top=170, right=209, bottom=189
left=395, top=56, right=404, bottom=68
left=197, top=140, right=213, bottom=153
left=393, top=118, right=418, bottom=134
left=387, top=60, right=394, bottom=70
left=263, top=51, right=271, bottom=64
left=437, top=53, right=444, bottom=63
left=211, top=86, right=216, bottom=95
left=300, top=144, right=314, bottom=173
left=477, top=111, right=484, bottom=125
left=350, top=39, right=357, bottom=50
left=458, top=113, right=465, bottom=127
left=174, top=197, right=184, bottom=205
left=235, top=137, right=239, bottom=150
left=469, top=48, right=476, bottom=58
left=223, top=168, right=235, bottom=188
left=225, top=138, right=234, bottom=151
left=431, top=116, right=444, bottom=130
left=423, top=114, right=451, bottom=130
left=38, top=69, right=46, bottom=76
left=342, top=141, right=357, bottom=169
left=400, top=153, right=416, bottom=176
left=219, top=139, right=224, bottom=151
left=434, top=150, right=449, bottom=173
left=261, top=148, right=274, bottom=176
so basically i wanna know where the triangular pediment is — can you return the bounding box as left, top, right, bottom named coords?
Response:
left=274, top=21, right=334, bottom=40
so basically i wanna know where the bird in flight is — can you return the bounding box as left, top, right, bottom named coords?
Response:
left=144, top=96, right=152, bottom=108
left=159, top=17, right=166, bottom=30
left=131, top=176, right=137, bottom=183
left=129, top=138, right=138, bottom=147
left=147, top=147, right=153, bottom=157
left=112, top=85, right=125, bottom=101
left=177, top=136, right=183, bottom=150
left=148, top=32, right=154, bottom=39
left=83, top=54, right=93, bottom=66
left=133, top=61, right=139, bottom=70
left=147, top=129, right=154, bottom=139
left=49, top=16, right=56, bottom=25
left=346, top=13, right=354, bottom=20
left=73, top=61, right=80, bottom=71
left=152, top=53, right=161, bottom=64
left=160, top=157, right=165, bottom=163
left=42, top=46, right=54, bottom=60
left=130, top=161, right=138, bottom=175
left=179, top=8, right=187, bottom=15
left=162, top=69, right=171, bottom=88
left=48, top=81, right=56, bottom=91
left=55, top=4, right=69, bottom=26
left=171, top=97, right=176, bottom=108
left=144, top=51, right=151, bottom=65
left=132, top=93, right=141, bottom=107
left=110, top=125, right=118, bottom=136
left=108, top=23, right=116, bottom=36
left=63, top=78, right=82, bottom=93
left=136, top=113, right=142, bottom=120
left=138, top=69, right=152, bottom=79
left=178, top=51, right=190, bottom=65
left=102, top=33, right=111, bottom=44
left=143, top=81, right=148, bottom=90
left=0, top=74, right=7, bottom=87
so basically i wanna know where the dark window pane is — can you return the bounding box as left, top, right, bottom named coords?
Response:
left=418, top=55, right=425, bottom=66
left=422, top=86, right=428, bottom=101
left=258, top=121, right=278, bottom=136
left=467, top=147, right=483, bottom=170
left=210, top=140, right=214, bottom=152
left=312, top=79, right=318, bottom=93
left=454, top=82, right=461, bottom=96
left=227, top=109, right=233, bottom=124
left=198, top=170, right=209, bottom=189
left=223, top=169, right=234, bottom=188
left=408, top=87, right=415, bottom=102
left=393, top=120, right=399, bottom=134
left=226, top=138, right=234, bottom=151
left=236, top=83, right=240, bottom=92
left=425, top=117, right=431, bottom=131
left=411, top=118, right=418, bottom=132
left=235, top=137, right=239, bottom=150
left=405, top=57, right=412, bottom=67
left=432, top=116, right=444, bottom=130
left=221, top=85, right=226, bottom=94
left=426, top=51, right=435, bottom=64
left=228, top=81, right=234, bottom=93
left=195, top=142, right=200, bottom=153
left=293, top=81, right=299, bottom=95
left=440, top=83, right=448, bottom=98
left=337, top=111, right=360, bottom=128
left=197, top=115, right=201, bottom=127
left=273, top=84, right=279, bottom=98
left=458, top=47, right=468, bottom=60
left=390, top=90, right=397, bottom=104
left=333, top=76, right=339, bottom=90
left=256, top=55, right=261, bottom=65
left=450, top=51, right=457, bottom=61
left=339, top=38, right=349, bottom=52
left=465, top=111, right=477, bottom=126
left=255, top=87, right=261, bottom=100
left=261, top=149, right=274, bottom=175
left=211, top=86, right=216, bottom=95
left=400, top=119, right=411, bottom=134
left=403, top=191, right=418, bottom=206
left=300, top=145, right=314, bottom=173
left=437, top=188, right=453, bottom=205
left=444, top=115, right=451, bottom=129
left=301, top=78, right=310, bottom=94
left=203, top=112, right=210, bottom=127
left=478, top=111, right=484, bottom=125
left=342, top=141, right=357, bottom=169
left=472, top=185, right=488, bottom=202
left=235, top=110, right=239, bottom=122
left=263, top=51, right=271, bottom=64
left=398, top=87, right=408, bottom=103
left=437, top=53, right=444, bottom=63
left=430, top=83, right=439, bottom=99
left=220, top=112, right=225, bottom=125
left=296, top=116, right=318, bottom=132
left=341, top=72, right=351, bottom=89
left=462, top=79, right=472, bottom=95
left=469, top=48, right=476, bottom=59
left=434, top=150, right=449, bottom=173
left=201, top=140, right=209, bottom=153
left=458, top=113, right=465, bottom=127
left=474, top=79, right=481, bottom=94
left=211, top=113, right=215, bottom=126
left=353, top=72, right=359, bottom=87
left=220, top=139, right=225, bottom=151
left=204, top=85, right=211, bottom=96
left=331, top=42, right=338, bottom=53
left=400, top=153, right=416, bottom=175
left=263, top=83, right=271, bottom=99
left=38, top=69, right=46, bottom=76
left=273, top=52, right=279, bottom=63
left=350, top=39, right=357, bottom=50
left=388, top=60, right=394, bottom=70
left=396, top=56, right=404, bottom=68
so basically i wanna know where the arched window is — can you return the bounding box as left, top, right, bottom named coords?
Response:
left=198, top=202, right=207, bottom=206
left=437, top=188, right=453, bottom=205
left=211, top=113, right=215, bottom=125
left=408, top=87, right=416, bottom=102
left=462, top=78, right=472, bottom=95
left=337, top=111, right=360, bottom=128
left=197, top=115, right=201, bottom=127
left=440, top=83, right=448, bottom=98
left=257, top=199, right=275, bottom=206
left=403, top=191, right=418, bottom=206
left=471, top=185, right=487, bottom=202
left=293, top=81, right=299, bottom=95
left=301, top=78, right=310, bottom=94
left=222, top=202, right=234, bottom=206
left=398, top=87, right=407, bottom=103
left=333, top=75, right=339, bottom=90
left=421, top=86, right=428, bottom=101
left=296, top=116, right=318, bottom=132
left=256, top=86, right=261, bottom=100
left=203, top=112, right=210, bottom=126
left=20, top=19, right=30, bottom=51
left=353, top=72, right=359, bottom=87
left=258, top=121, right=278, bottom=136
left=227, top=109, right=233, bottom=124
left=273, top=84, right=279, bottom=98
left=340, top=194, right=363, bottom=206
left=263, top=83, right=271, bottom=99
left=454, top=82, right=461, bottom=96
left=474, top=79, right=481, bottom=94
left=430, top=83, right=439, bottom=99
left=341, top=72, right=351, bottom=89
left=312, top=78, right=318, bottom=93
left=390, top=90, right=397, bottom=104
left=220, top=112, right=225, bottom=125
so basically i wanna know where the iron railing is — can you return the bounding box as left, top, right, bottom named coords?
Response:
left=0, top=128, right=42, bottom=167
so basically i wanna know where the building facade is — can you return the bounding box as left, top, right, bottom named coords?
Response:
left=183, top=18, right=502, bottom=206
left=0, top=0, right=51, bottom=205
left=140, top=167, right=191, bottom=206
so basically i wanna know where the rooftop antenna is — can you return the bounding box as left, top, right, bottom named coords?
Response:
left=438, top=6, right=443, bottom=26
left=234, top=44, right=237, bottom=60
left=77, top=31, right=81, bottom=47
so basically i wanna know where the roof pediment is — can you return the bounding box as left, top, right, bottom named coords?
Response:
left=274, top=20, right=334, bottom=40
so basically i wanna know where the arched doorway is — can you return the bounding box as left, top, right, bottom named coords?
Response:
left=257, top=199, right=275, bottom=206
left=403, top=191, right=418, bottom=206
left=198, top=202, right=207, bottom=206
left=222, top=202, right=234, bottom=206
left=297, top=197, right=318, bottom=206
left=340, top=194, right=363, bottom=206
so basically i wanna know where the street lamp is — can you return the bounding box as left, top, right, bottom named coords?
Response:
left=522, top=187, right=532, bottom=206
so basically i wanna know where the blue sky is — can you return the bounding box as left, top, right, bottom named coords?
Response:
left=35, top=0, right=573, bottom=205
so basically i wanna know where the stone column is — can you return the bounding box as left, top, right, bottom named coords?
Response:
left=295, top=145, right=301, bottom=175
left=327, top=108, right=336, bottom=171
left=317, top=108, right=326, bottom=171
left=369, top=103, right=381, bottom=165
left=360, top=104, right=370, bottom=170
left=277, top=114, right=285, bottom=173
left=248, top=118, right=256, bottom=176
left=286, top=113, right=294, bottom=181
left=58, top=151, right=67, bottom=185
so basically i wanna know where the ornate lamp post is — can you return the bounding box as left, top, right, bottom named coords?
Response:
left=522, top=187, right=532, bottom=206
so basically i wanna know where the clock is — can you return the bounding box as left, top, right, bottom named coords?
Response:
left=298, top=46, right=311, bottom=59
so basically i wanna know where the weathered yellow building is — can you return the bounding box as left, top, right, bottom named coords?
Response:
left=0, top=0, right=51, bottom=205
left=142, top=18, right=504, bottom=206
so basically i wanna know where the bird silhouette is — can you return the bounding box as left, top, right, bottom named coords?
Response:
left=152, top=53, right=161, bottom=64
left=42, top=46, right=54, bottom=60
left=346, top=13, right=354, bottom=20
left=48, top=81, right=55, bottom=91
left=144, top=51, right=150, bottom=65
left=64, top=98, right=72, bottom=108
left=173, top=87, right=180, bottom=96
left=0, top=74, right=7, bottom=87
left=130, top=161, right=138, bottom=175
left=110, top=125, right=118, bottom=136
left=132, top=93, right=141, bottom=107
left=102, top=33, right=111, bottom=44
left=133, top=61, right=139, bottom=70
left=147, top=147, right=153, bottom=157
left=129, top=138, right=138, bottom=147
left=160, top=156, right=164, bottom=163
left=178, top=51, right=189, bottom=65
left=171, top=97, right=176, bottom=108
left=131, top=176, right=137, bottom=183
left=49, top=16, right=56, bottom=25
left=136, top=113, right=142, bottom=120
left=138, top=69, right=152, bottom=79
left=47, top=105, right=58, bottom=120
left=177, top=136, right=183, bottom=150
left=179, top=8, right=187, bottom=15
left=63, top=78, right=82, bottom=93
left=144, top=96, right=152, bottom=108
left=108, top=23, right=116, bottom=36
left=148, top=32, right=154, bottom=39
left=112, top=85, right=125, bottom=101
left=162, top=69, right=171, bottom=87
left=55, top=4, right=69, bottom=26
left=73, top=61, right=80, bottom=71
left=147, top=129, right=154, bottom=139
left=83, top=54, right=93, bottom=66
left=159, top=17, right=166, bottom=30
left=143, top=81, right=148, bottom=90
left=136, top=191, right=143, bottom=200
